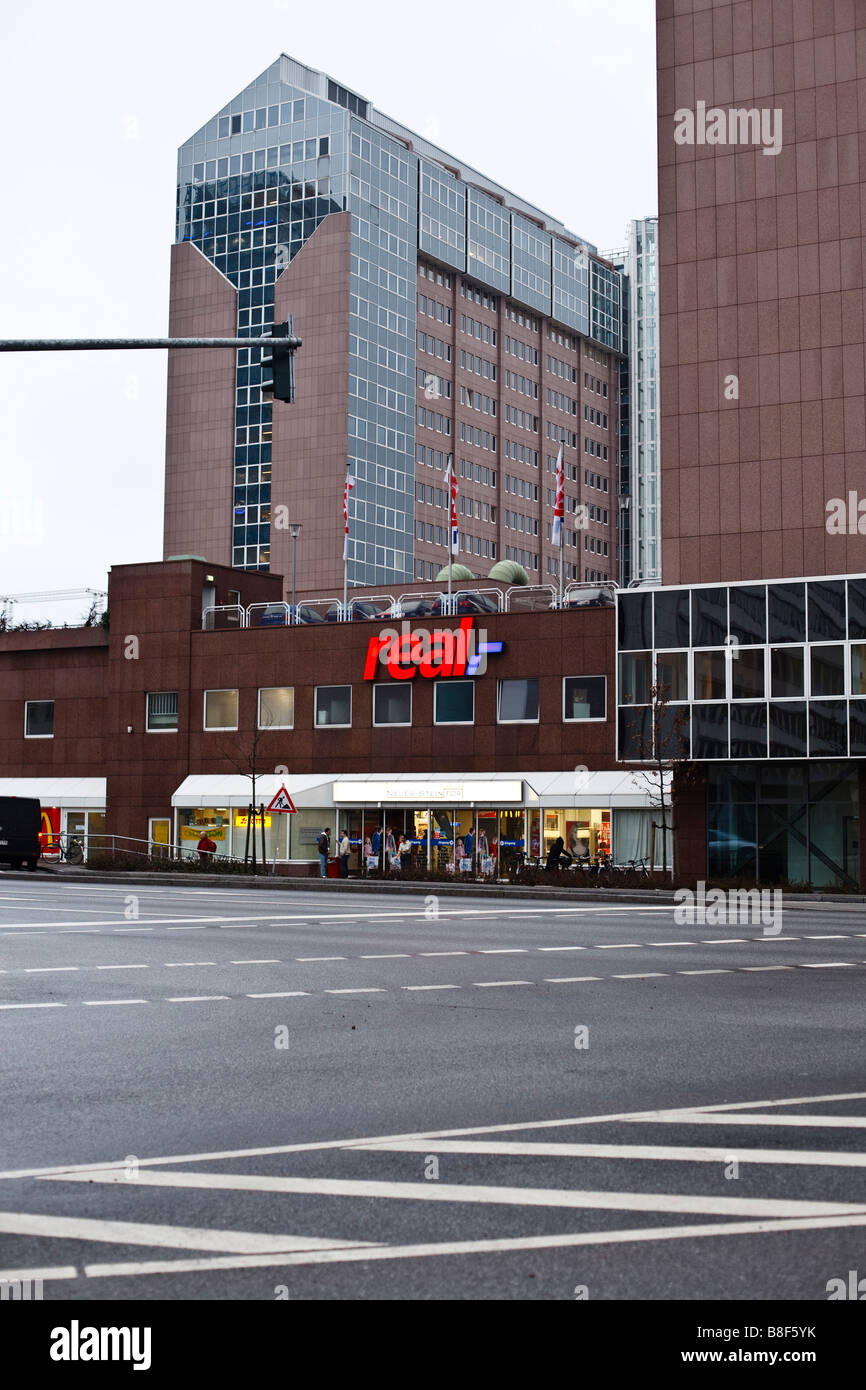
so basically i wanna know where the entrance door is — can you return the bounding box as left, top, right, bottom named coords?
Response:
left=149, top=818, right=171, bottom=860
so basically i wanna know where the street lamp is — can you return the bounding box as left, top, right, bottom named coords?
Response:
left=289, top=522, right=302, bottom=622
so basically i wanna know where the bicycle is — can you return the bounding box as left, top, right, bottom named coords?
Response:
left=56, top=835, right=85, bottom=866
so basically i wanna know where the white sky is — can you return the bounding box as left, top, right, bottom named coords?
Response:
left=0, top=0, right=656, bottom=623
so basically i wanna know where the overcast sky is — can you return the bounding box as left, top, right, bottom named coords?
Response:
left=0, top=0, right=656, bottom=623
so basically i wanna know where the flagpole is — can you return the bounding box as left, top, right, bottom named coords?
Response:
left=559, top=524, right=564, bottom=608
left=446, top=453, right=453, bottom=615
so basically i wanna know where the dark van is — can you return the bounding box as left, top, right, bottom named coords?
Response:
left=0, top=797, right=41, bottom=871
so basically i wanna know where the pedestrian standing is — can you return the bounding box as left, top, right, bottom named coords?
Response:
left=339, top=829, right=350, bottom=878
left=317, top=826, right=330, bottom=878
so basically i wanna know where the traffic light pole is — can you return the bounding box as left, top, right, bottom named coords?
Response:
left=0, top=337, right=301, bottom=351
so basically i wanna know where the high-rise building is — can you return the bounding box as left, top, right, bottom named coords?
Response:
left=657, top=0, right=866, bottom=584
left=608, top=217, right=661, bottom=585
left=163, top=55, right=624, bottom=595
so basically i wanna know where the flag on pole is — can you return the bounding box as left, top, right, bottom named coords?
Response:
left=342, top=471, right=355, bottom=561
left=552, top=444, right=565, bottom=547
left=445, top=454, right=459, bottom=556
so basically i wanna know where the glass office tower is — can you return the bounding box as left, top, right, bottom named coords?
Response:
left=173, top=55, right=623, bottom=590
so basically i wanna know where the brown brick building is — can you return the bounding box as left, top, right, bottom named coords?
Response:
left=657, top=0, right=866, bottom=583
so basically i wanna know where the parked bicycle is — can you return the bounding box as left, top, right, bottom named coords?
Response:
left=56, top=834, right=85, bottom=866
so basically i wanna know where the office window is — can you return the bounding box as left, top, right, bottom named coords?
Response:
left=693, top=651, right=727, bottom=701
left=731, top=648, right=765, bottom=700
left=258, top=687, right=294, bottom=729
left=24, top=700, right=54, bottom=738
left=619, top=652, right=652, bottom=705
left=771, top=647, right=804, bottom=698
left=563, top=676, right=606, bottom=721
left=434, top=680, right=474, bottom=724
left=498, top=678, right=539, bottom=722
left=811, top=645, right=845, bottom=696
left=373, top=684, right=412, bottom=726
left=656, top=652, right=688, bottom=701
left=851, top=644, right=866, bottom=696
left=203, top=689, right=238, bottom=730
left=146, top=692, right=178, bottom=732
left=315, top=685, right=351, bottom=727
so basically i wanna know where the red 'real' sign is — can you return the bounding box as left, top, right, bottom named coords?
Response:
left=363, top=617, right=503, bottom=681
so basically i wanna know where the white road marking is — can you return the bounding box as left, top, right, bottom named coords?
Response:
left=0, top=1210, right=378, bottom=1255
left=231, top=959, right=281, bottom=964
left=648, top=941, right=695, bottom=947
left=7, top=1091, right=866, bottom=1183
left=114, top=928, right=153, bottom=933
left=799, top=962, right=856, bottom=968
left=419, top=951, right=467, bottom=957
left=44, top=1167, right=866, bottom=1220
left=0, top=1265, right=77, bottom=1283
left=23, top=966, right=78, bottom=973
left=739, top=966, right=793, bottom=972
left=164, top=962, right=217, bottom=967
left=325, top=988, right=386, bottom=995
left=701, top=939, right=748, bottom=944
left=165, top=996, right=230, bottom=1003
left=596, top=943, right=640, bottom=950
left=78, top=1212, right=866, bottom=1279
left=96, top=964, right=148, bottom=970
left=544, top=976, right=601, bottom=983
left=479, top=948, right=528, bottom=954
left=402, top=984, right=461, bottom=991
left=804, top=935, right=849, bottom=940
left=357, top=1138, right=866, bottom=1168
left=473, top=980, right=532, bottom=988
left=612, top=973, right=666, bottom=979
left=638, top=1113, right=866, bottom=1130
left=0, top=1002, right=65, bottom=1010
left=83, top=1000, right=148, bottom=1007
left=247, top=992, right=309, bottom=999
left=359, top=953, right=411, bottom=959
left=537, top=945, right=585, bottom=951
left=297, top=956, right=346, bottom=962
left=678, top=969, right=732, bottom=976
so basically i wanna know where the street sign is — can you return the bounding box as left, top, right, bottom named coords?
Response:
left=266, top=786, right=297, bottom=814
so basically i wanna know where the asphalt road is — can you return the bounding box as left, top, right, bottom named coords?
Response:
left=1, top=877, right=865, bottom=1301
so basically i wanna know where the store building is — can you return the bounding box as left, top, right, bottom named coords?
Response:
left=0, top=557, right=662, bottom=873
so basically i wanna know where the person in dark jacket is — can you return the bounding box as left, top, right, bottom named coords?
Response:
left=317, top=827, right=330, bottom=878
left=545, top=836, right=573, bottom=871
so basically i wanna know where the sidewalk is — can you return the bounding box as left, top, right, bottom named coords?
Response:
left=3, top=863, right=866, bottom=905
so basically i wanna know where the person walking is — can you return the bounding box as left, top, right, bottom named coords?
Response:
left=339, top=829, right=351, bottom=878
left=317, top=826, right=330, bottom=878
left=385, top=826, right=396, bottom=872
left=197, top=830, right=216, bottom=863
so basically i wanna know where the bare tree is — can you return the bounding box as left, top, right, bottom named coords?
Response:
left=215, top=715, right=275, bottom=871
left=624, top=681, right=693, bottom=882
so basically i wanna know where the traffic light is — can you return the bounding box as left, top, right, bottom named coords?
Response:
left=261, top=319, right=295, bottom=404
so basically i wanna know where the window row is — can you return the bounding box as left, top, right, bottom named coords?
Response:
left=504, top=336, right=539, bottom=364
left=547, top=354, right=577, bottom=381
left=585, top=373, right=608, bottom=396
left=185, top=679, right=607, bottom=730
left=419, top=264, right=453, bottom=288
left=584, top=405, right=609, bottom=427
left=618, top=644, right=866, bottom=705
left=416, top=332, right=452, bottom=360
left=460, top=315, right=497, bottom=345
left=417, top=294, right=452, bottom=324
left=459, top=350, right=497, bottom=380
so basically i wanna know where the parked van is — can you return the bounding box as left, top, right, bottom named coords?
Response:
left=0, top=797, right=41, bottom=871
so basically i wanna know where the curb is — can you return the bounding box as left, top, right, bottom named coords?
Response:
left=4, top=866, right=866, bottom=906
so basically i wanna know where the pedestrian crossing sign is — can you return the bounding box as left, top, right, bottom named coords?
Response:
left=266, top=786, right=297, bottom=813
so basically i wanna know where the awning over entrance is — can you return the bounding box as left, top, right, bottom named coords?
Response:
left=0, top=778, right=106, bottom=808
left=172, top=775, right=334, bottom=809
left=171, top=770, right=666, bottom=810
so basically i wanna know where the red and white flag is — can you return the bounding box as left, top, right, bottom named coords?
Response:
left=552, top=444, right=565, bottom=547
left=445, top=454, right=458, bottom=556
left=342, top=471, right=355, bottom=561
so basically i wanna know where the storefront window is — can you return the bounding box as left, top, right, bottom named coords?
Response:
left=178, top=807, right=231, bottom=858
left=498, top=809, right=526, bottom=871
left=290, top=808, right=331, bottom=862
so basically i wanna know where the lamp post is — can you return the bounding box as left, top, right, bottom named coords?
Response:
left=289, top=522, right=302, bottom=623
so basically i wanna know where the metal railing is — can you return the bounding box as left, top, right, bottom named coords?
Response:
left=203, top=581, right=622, bottom=631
